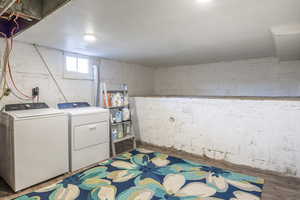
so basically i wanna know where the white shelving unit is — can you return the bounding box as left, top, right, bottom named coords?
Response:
left=102, top=83, right=136, bottom=156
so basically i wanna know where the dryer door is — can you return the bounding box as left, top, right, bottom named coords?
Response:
left=74, top=122, right=109, bottom=150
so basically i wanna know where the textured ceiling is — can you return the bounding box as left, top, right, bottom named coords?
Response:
left=16, top=0, right=300, bottom=67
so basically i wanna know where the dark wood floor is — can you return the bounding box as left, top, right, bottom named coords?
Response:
left=1, top=144, right=300, bottom=200
left=141, top=143, right=300, bottom=200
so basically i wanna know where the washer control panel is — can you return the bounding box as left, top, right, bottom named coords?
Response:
left=5, top=103, right=49, bottom=111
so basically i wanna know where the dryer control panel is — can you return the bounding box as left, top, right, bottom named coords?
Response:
left=5, top=103, right=49, bottom=111
left=57, top=102, right=90, bottom=109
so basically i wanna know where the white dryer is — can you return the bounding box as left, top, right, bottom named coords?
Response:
left=0, top=103, right=69, bottom=192
left=58, top=102, right=109, bottom=172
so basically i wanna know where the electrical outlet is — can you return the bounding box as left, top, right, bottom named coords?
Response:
left=32, top=87, right=39, bottom=97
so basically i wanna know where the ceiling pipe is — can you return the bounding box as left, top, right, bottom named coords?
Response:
left=0, top=0, right=17, bottom=17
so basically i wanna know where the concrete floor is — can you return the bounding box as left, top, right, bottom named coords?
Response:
left=1, top=144, right=300, bottom=200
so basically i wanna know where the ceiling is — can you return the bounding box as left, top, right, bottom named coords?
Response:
left=16, top=0, right=300, bottom=67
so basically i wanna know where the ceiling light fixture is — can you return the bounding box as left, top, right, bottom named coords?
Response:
left=196, top=0, right=213, bottom=3
left=84, top=34, right=96, bottom=42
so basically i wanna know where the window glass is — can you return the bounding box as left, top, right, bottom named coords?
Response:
left=64, top=54, right=92, bottom=80
left=66, top=56, right=77, bottom=72
left=78, top=58, right=89, bottom=74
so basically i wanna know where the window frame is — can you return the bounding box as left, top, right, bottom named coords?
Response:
left=63, top=53, right=93, bottom=80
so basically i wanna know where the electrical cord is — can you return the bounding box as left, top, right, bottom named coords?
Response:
left=0, top=32, right=8, bottom=101
left=0, top=15, right=33, bottom=101
left=7, top=38, right=32, bottom=98
left=0, top=16, right=9, bottom=20
left=5, top=76, right=31, bottom=101
left=6, top=16, right=32, bottom=99
left=33, top=44, right=68, bottom=103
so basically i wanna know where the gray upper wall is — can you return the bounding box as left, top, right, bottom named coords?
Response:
left=99, top=59, right=154, bottom=97
left=154, top=57, right=300, bottom=97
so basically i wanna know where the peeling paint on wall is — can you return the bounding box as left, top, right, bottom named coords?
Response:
left=133, top=97, right=300, bottom=178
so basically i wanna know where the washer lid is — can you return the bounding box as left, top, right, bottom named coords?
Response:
left=7, top=108, right=65, bottom=119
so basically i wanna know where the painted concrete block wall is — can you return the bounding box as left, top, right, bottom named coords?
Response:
left=0, top=40, right=94, bottom=108
left=0, top=40, right=154, bottom=109
left=133, top=97, right=300, bottom=177
left=100, top=59, right=154, bottom=96
left=154, top=57, right=300, bottom=97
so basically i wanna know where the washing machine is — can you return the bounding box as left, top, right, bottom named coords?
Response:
left=0, top=103, right=69, bottom=192
left=58, top=102, right=109, bottom=172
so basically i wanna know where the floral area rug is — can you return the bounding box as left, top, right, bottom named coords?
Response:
left=15, top=149, right=264, bottom=200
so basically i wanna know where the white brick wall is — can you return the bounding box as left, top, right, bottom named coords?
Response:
left=133, top=97, right=300, bottom=177
left=0, top=40, right=154, bottom=108
left=154, top=57, right=300, bottom=96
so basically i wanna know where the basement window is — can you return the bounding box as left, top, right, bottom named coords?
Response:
left=64, top=54, right=93, bottom=80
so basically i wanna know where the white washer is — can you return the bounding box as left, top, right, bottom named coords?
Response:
left=0, top=103, right=69, bottom=192
left=59, top=103, right=109, bottom=172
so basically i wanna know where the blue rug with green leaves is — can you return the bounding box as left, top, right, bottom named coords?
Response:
left=16, top=149, right=264, bottom=200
